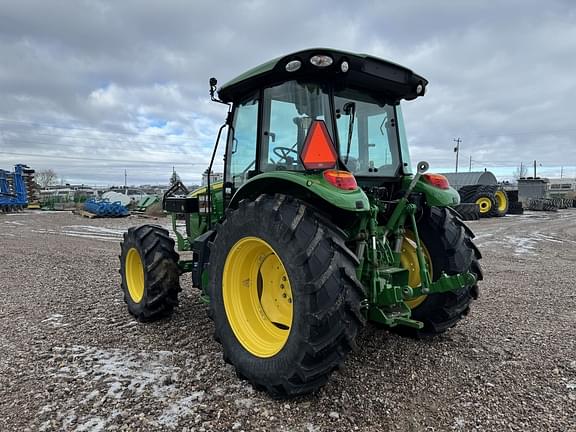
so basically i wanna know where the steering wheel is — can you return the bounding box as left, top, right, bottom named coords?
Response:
left=273, top=146, right=298, bottom=163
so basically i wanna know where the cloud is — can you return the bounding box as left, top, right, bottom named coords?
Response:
left=0, top=0, right=575, bottom=184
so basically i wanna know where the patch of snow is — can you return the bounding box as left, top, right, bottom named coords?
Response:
left=41, top=314, right=69, bottom=327
left=4, top=220, right=24, bottom=225
left=63, top=225, right=125, bottom=236
left=504, top=235, right=538, bottom=255
left=48, top=345, right=180, bottom=400
left=31, top=228, right=121, bottom=242
left=157, top=392, right=205, bottom=427
left=74, top=417, right=106, bottom=432
left=452, top=417, right=466, bottom=429
left=532, top=233, right=563, bottom=243
left=82, top=390, right=100, bottom=404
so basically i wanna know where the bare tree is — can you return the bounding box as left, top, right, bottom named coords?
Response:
left=35, top=169, right=58, bottom=188
left=169, top=168, right=181, bottom=186
left=513, top=164, right=527, bottom=180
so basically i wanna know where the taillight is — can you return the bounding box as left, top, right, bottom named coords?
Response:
left=423, top=173, right=450, bottom=189
left=323, top=170, right=358, bottom=190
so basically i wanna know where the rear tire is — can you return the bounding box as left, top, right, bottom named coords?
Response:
left=458, top=185, right=481, bottom=203
left=408, top=207, right=482, bottom=335
left=207, top=194, right=365, bottom=398
left=452, top=203, right=480, bottom=221
left=491, top=187, right=509, bottom=217
left=472, top=189, right=496, bottom=218
left=119, top=225, right=180, bottom=321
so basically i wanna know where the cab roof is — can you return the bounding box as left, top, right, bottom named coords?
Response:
left=218, top=48, right=428, bottom=103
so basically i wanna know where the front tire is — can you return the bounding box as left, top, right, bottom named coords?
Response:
left=207, top=194, right=365, bottom=398
left=119, top=225, right=180, bottom=321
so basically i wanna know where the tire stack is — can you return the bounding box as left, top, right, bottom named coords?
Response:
left=457, top=185, right=509, bottom=218
left=484, top=185, right=509, bottom=217
left=526, top=198, right=558, bottom=212
left=506, top=190, right=524, bottom=215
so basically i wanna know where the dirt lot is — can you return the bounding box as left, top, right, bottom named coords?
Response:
left=1, top=209, right=575, bottom=431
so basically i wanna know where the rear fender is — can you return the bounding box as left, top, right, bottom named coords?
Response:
left=228, top=172, right=370, bottom=230
left=402, top=176, right=460, bottom=207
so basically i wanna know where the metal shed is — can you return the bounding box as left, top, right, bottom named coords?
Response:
left=439, top=171, right=498, bottom=190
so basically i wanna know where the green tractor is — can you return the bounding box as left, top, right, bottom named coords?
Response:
left=119, top=49, right=482, bottom=398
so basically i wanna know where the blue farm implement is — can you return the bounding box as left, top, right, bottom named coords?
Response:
left=0, top=164, right=37, bottom=212
left=83, top=198, right=129, bottom=217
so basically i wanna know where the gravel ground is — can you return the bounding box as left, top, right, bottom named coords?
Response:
left=1, top=209, right=575, bottom=431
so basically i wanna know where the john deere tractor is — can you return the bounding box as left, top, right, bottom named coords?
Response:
left=119, top=49, right=482, bottom=398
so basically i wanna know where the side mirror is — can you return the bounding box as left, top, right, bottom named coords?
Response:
left=209, top=77, right=218, bottom=99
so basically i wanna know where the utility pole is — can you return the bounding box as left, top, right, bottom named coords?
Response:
left=561, top=166, right=563, bottom=178
left=533, top=160, right=537, bottom=178
left=124, top=169, right=127, bottom=191
left=453, top=138, right=461, bottom=173
left=469, top=155, right=472, bottom=172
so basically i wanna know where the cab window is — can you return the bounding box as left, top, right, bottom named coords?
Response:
left=226, top=93, right=259, bottom=188
left=260, top=81, right=332, bottom=172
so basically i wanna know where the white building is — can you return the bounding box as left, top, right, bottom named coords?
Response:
left=202, top=171, right=223, bottom=186
left=547, top=178, right=576, bottom=196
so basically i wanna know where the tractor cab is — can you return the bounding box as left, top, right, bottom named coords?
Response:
left=215, top=49, right=428, bottom=201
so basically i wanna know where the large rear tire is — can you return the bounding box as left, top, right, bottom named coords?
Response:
left=490, top=187, right=508, bottom=217
left=207, top=194, right=365, bottom=398
left=473, top=190, right=496, bottom=217
left=404, top=207, right=482, bottom=335
left=119, top=225, right=180, bottom=321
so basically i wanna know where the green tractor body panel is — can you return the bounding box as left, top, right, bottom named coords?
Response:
left=229, top=171, right=370, bottom=213
left=218, top=48, right=427, bottom=103
left=402, top=176, right=461, bottom=207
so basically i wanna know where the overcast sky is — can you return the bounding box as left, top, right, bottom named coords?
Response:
left=1, top=0, right=575, bottom=186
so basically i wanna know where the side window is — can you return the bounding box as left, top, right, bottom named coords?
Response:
left=367, top=113, right=393, bottom=168
left=228, top=95, right=258, bottom=188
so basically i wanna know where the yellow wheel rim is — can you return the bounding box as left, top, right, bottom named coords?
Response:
left=223, top=237, right=293, bottom=358
left=476, top=196, right=492, bottom=213
left=495, top=191, right=507, bottom=212
left=126, top=248, right=145, bottom=303
left=400, top=232, right=433, bottom=309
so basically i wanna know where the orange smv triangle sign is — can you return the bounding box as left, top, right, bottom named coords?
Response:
left=300, top=120, right=338, bottom=170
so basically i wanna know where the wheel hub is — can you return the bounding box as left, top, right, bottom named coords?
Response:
left=223, top=237, right=293, bottom=358
left=400, top=233, right=433, bottom=309
left=476, top=197, right=492, bottom=213
left=125, top=248, right=145, bottom=303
